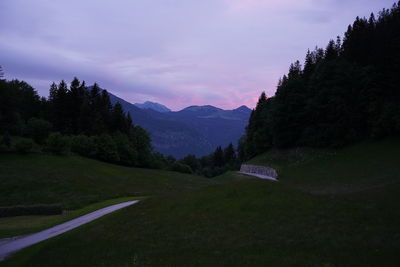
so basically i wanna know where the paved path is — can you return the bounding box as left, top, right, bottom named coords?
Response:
left=238, top=171, right=278, bottom=181
left=0, top=200, right=140, bottom=261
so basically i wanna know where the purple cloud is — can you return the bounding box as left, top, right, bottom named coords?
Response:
left=0, top=0, right=395, bottom=110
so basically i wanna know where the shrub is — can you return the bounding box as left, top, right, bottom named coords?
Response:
left=15, top=138, right=34, bottom=154
left=180, top=154, right=200, bottom=172
left=71, top=135, right=96, bottom=157
left=200, top=167, right=214, bottom=178
left=168, top=162, right=193, bottom=174
left=129, top=126, right=152, bottom=167
left=93, top=135, right=120, bottom=163
left=113, top=133, right=137, bottom=166
left=0, top=204, right=63, bottom=217
left=25, top=118, right=52, bottom=144
left=0, top=133, right=11, bottom=152
left=46, top=132, right=70, bottom=155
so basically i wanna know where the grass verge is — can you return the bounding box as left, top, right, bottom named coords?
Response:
left=0, top=196, right=146, bottom=238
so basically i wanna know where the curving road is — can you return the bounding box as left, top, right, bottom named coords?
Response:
left=0, top=200, right=140, bottom=261
left=238, top=171, right=278, bottom=181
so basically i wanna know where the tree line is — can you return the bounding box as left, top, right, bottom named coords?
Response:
left=178, top=143, right=240, bottom=177
left=0, top=75, right=242, bottom=176
left=0, top=77, right=152, bottom=167
left=239, top=2, right=400, bottom=159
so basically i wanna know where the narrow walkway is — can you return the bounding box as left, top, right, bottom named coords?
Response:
left=0, top=200, right=140, bottom=261
left=239, top=171, right=278, bottom=181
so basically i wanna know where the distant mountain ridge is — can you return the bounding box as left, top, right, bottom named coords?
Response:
left=104, top=90, right=251, bottom=158
left=134, top=101, right=171, bottom=113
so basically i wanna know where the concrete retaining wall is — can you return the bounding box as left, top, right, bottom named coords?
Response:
left=240, top=164, right=278, bottom=179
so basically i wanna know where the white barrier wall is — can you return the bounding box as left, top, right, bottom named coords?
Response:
left=240, top=164, right=278, bottom=179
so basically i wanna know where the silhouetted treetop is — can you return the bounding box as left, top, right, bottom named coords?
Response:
left=240, top=1, right=400, bottom=159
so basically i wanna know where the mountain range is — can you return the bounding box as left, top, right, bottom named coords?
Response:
left=134, top=101, right=171, bottom=113
left=107, top=92, right=252, bottom=158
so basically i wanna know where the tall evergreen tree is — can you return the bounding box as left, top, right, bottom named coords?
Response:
left=240, top=2, right=400, bottom=158
left=69, top=77, right=82, bottom=133
left=213, top=146, right=224, bottom=167
left=0, top=65, right=4, bottom=80
left=111, top=103, right=128, bottom=133
left=223, top=143, right=236, bottom=163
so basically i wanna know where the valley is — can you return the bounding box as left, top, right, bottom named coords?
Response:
left=108, top=93, right=251, bottom=158
left=1, top=1, right=399, bottom=266
left=1, top=139, right=399, bottom=266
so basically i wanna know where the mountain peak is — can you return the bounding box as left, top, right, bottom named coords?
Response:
left=234, top=105, right=251, bottom=112
left=134, top=101, right=171, bottom=113
left=181, top=105, right=222, bottom=112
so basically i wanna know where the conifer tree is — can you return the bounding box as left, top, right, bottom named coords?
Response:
left=111, top=103, right=128, bottom=133
left=325, top=39, right=339, bottom=60
left=223, top=143, right=236, bottom=163
left=0, top=65, right=4, bottom=80
left=213, top=146, right=224, bottom=167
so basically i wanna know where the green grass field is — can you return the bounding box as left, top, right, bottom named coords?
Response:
left=1, top=139, right=400, bottom=266
left=249, top=138, right=400, bottom=194
left=0, top=196, right=145, bottom=238
left=0, top=154, right=215, bottom=209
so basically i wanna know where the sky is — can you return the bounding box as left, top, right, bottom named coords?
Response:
left=0, top=0, right=395, bottom=110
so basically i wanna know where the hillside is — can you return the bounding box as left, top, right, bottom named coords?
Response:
left=247, top=138, right=400, bottom=194
left=4, top=139, right=400, bottom=266
left=134, top=101, right=171, bottom=113
left=147, top=104, right=251, bottom=154
left=0, top=154, right=215, bottom=210
left=241, top=3, right=400, bottom=159
left=106, top=91, right=251, bottom=158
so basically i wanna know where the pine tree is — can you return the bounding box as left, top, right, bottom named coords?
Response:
left=288, top=60, right=302, bottom=79
left=57, top=80, right=71, bottom=132
left=0, top=65, right=4, bottom=80
left=303, top=50, right=315, bottom=80
left=49, top=82, right=58, bottom=102
left=111, top=103, right=128, bottom=133
left=127, top=113, right=133, bottom=127
left=213, top=146, right=224, bottom=167
left=325, top=39, right=338, bottom=60
left=90, top=83, right=100, bottom=100
left=69, top=77, right=82, bottom=133
left=223, top=143, right=236, bottom=163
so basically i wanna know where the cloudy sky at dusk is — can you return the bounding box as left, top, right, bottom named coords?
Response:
left=0, top=0, right=395, bottom=110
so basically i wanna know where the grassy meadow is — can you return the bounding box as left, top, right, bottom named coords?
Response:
left=0, top=196, right=146, bottom=238
left=1, top=139, right=400, bottom=266
left=0, top=154, right=215, bottom=209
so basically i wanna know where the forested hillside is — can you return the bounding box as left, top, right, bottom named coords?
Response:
left=105, top=91, right=250, bottom=159
left=0, top=78, right=153, bottom=167
left=240, top=2, right=400, bottom=159
left=0, top=78, right=243, bottom=176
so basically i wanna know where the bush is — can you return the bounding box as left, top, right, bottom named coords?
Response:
left=200, top=167, right=214, bottom=178
left=93, top=135, right=120, bottom=163
left=46, top=132, right=70, bottom=155
left=71, top=135, right=96, bottom=157
left=15, top=138, right=34, bottom=154
left=113, top=133, right=137, bottom=166
left=180, top=154, right=200, bottom=172
left=0, top=204, right=63, bottom=217
left=129, top=126, right=152, bottom=167
left=25, top=118, right=52, bottom=144
left=148, top=152, right=168, bottom=169
left=168, top=162, right=193, bottom=174
left=0, top=133, right=11, bottom=152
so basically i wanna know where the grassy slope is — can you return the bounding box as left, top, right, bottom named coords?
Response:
left=0, top=154, right=215, bottom=209
left=0, top=196, right=145, bottom=238
left=2, top=140, right=400, bottom=266
left=248, top=138, right=400, bottom=194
